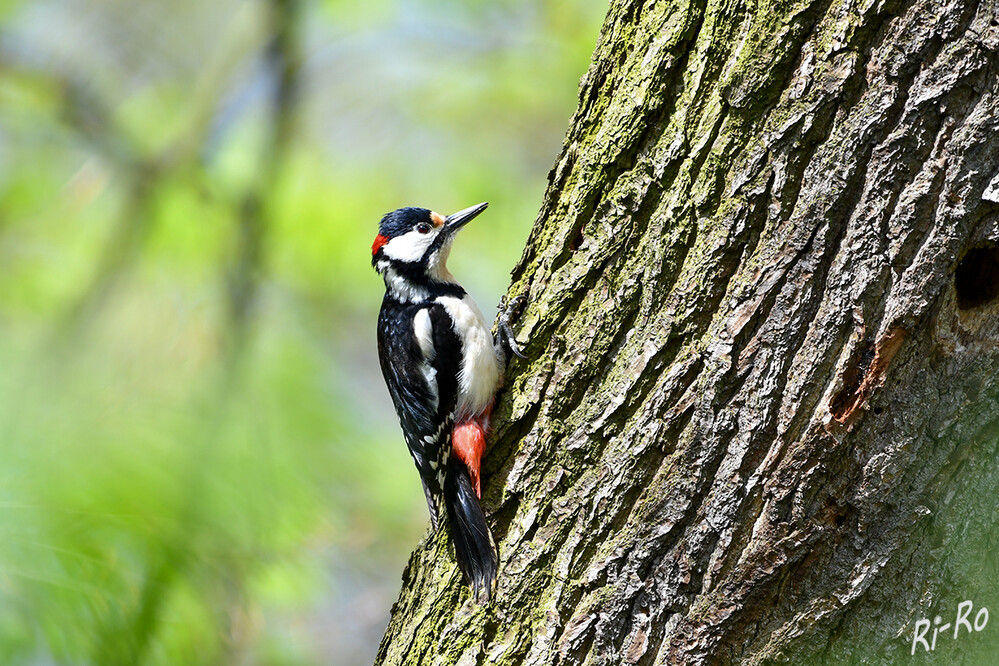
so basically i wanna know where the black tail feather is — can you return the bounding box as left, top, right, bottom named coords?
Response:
left=443, top=457, right=497, bottom=601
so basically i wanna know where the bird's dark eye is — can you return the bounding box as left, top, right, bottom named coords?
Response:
left=416, top=223, right=432, bottom=234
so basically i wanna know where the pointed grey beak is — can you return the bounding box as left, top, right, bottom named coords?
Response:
left=444, top=202, right=488, bottom=233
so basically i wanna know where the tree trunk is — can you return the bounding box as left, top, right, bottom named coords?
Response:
left=376, top=0, right=999, bottom=663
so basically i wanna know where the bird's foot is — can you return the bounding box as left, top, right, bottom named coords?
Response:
left=497, top=293, right=528, bottom=360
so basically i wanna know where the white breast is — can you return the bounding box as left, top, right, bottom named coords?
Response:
left=437, top=294, right=500, bottom=420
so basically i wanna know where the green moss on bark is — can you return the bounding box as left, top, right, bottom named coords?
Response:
left=377, top=0, right=999, bottom=664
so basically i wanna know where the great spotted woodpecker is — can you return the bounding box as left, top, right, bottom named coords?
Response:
left=372, top=202, right=523, bottom=600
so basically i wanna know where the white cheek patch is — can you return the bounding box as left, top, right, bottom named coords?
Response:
left=382, top=230, right=434, bottom=262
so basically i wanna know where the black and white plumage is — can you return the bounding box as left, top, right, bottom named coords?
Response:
left=372, top=202, right=522, bottom=600
left=376, top=299, right=463, bottom=527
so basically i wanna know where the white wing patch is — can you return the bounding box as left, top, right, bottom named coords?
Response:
left=437, top=294, right=500, bottom=420
left=413, top=307, right=439, bottom=410
left=414, top=308, right=435, bottom=360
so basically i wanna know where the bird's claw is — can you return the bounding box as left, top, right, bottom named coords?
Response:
left=498, top=294, right=528, bottom=360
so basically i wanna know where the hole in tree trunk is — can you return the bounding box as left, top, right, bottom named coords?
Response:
left=569, top=224, right=585, bottom=252
left=954, top=246, right=999, bottom=310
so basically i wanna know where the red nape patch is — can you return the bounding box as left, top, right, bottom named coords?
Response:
left=371, top=234, right=389, bottom=256
left=452, top=418, right=488, bottom=498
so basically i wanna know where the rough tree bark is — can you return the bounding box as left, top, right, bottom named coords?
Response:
left=376, top=0, right=999, bottom=663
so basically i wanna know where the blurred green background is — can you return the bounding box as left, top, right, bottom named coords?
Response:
left=0, top=0, right=605, bottom=663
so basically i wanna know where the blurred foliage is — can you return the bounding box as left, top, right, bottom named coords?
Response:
left=0, top=0, right=606, bottom=663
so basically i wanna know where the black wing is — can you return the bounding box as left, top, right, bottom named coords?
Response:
left=377, top=298, right=462, bottom=527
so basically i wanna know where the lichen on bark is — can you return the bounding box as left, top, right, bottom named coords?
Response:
left=376, top=0, right=999, bottom=664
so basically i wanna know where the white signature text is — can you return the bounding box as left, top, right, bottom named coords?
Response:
left=911, top=600, right=989, bottom=655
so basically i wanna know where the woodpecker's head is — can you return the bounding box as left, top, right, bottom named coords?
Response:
left=371, top=202, right=487, bottom=296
